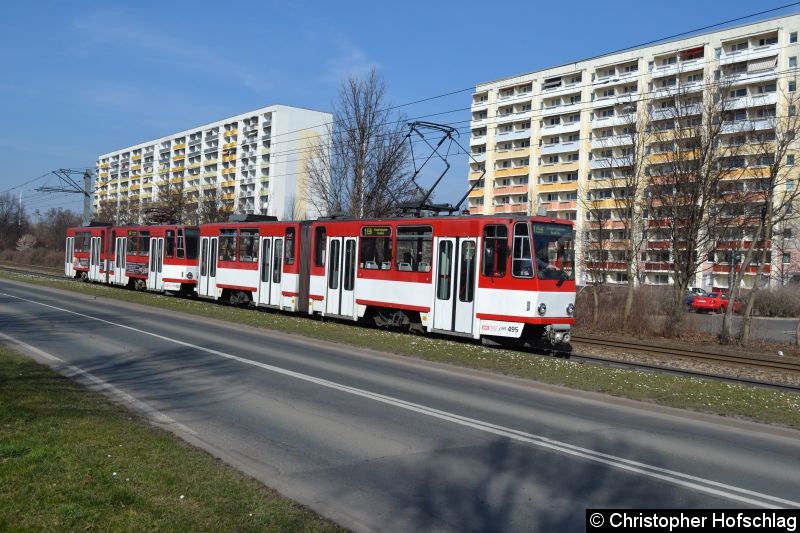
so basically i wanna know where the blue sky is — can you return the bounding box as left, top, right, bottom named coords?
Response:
left=1, top=0, right=798, bottom=216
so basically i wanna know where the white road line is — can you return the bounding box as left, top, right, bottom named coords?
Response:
left=2, top=289, right=798, bottom=509
left=0, top=330, right=197, bottom=436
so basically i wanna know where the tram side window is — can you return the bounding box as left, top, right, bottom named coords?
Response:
left=165, top=230, right=175, bottom=258
left=395, top=226, right=433, bottom=272
left=74, top=232, right=91, bottom=252
left=482, top=225, right=508, bottom=277
left=127, top=232, right=150, bottom=256
left=219, top=229, right=237, bottom=261
left=184, top=228, right=200, bottom=259
left=239, top=229, right=258, bottom=262
left=284, top=227, right=295, bottom=265
left=360, top=235, right=393, bottom=270
left=512, top=222, right=533, bottom=278
left=314, top=227, right=326, bottom=267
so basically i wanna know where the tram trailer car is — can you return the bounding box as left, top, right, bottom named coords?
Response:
left=107, top=224, right=200, bottom=293
left=66, top=224, right=200, bottom=293
left=197, top=221, right=303, bottom=310
left=195, top=215, right=575, bottom=349
left=65, top=225, right=111, bottom=282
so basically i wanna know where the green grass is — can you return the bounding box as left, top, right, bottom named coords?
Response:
left=0, top=344, right=342, bottom=532
left=3, top=271, right=800, bottom=431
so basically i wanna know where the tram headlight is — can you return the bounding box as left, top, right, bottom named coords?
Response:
left=566, top=303, right=574, bottom=316
left=537, top=303, right=547, bottom=316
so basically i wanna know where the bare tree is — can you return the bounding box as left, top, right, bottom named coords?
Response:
left=33, top=207, right=81, bottom=249
left=198, top=188, right=231, bottom=223
left=596, top=96, right=652, bottom=326
left=579, top=183, right=615, bottom=325
left=305, top=68, right=415, bottom=218
left=646, top=80, right=745, bottom=323
left=151, top=178, right=187, bottom=223
left=723, top=89, right=800, bottom=342
left=0, top=192, right=29, bottom=249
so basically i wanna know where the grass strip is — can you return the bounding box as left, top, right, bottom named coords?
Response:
left=0, top=344, right=342, bottom=532
left=3, top=271, right=800, bottom=430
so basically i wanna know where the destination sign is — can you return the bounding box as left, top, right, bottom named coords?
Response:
left=533, top=223, right=572, bottom=238
left=361, top=226, right=392, bottom=237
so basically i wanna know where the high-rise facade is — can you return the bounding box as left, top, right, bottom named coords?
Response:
left=94, top=104, right=330, bottom=222
left=468, top=14, right=800, bottom=289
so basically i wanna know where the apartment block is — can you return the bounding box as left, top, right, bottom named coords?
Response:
left=469, top=13, right=800, bottom=290
left=94, top=104, right=330, bottom=222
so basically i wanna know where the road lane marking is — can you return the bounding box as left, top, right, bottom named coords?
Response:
left=0, top=330, right=197, bottom=436
left=2, top=289, right=799, bottom=509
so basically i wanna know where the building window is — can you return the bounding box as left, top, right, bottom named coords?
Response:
left=784, top=253, right=792, bottom=264
left=791, top=105, right=798, bottom=117
left=791, top=81, right=797, bottom=92
left=791, top=56, right=798, bottom=68
left=714, top=47, right=722, bottom=58
left=788, top=155, right=795, bottom=166
left=793, top=32, right=799, bottom=44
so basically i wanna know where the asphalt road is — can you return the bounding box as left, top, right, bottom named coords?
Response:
left=2, top=278, right=800, bottom=532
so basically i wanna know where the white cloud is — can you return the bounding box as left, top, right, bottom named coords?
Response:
left=320, top=41, right=381, bottom=84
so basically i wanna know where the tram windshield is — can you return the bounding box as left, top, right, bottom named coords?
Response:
left=532, top=222, right=574, bottom=281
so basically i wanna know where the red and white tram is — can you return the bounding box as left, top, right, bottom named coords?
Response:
left=66, top=214, right=575, bottom=349
left=65, top=224, right=110, bottom=282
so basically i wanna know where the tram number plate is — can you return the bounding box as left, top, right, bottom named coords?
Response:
left=480, top=320, right=523, bottom=338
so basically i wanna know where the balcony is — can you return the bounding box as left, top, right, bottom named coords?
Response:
left=100, top=162, right=110, bottom=169
left=727, top=92, right=778, bottom=110
left=471, top=153, right=487, bottom=163
left=496, top=90, right=533, bottom=105
left=720, top=118, right=774, bottom=134
left=172, top=166, right=185, bottom=173
left=204, top=158, right=219, bottom=166
left=591, top=135, right=633, bottom=149
left=720, top=43, right=778, bottom=66
left=591, top=93, right=638, bottom=108
left=130, top=164, right=141, bottom=171
left=172, top=154, right=185, bottom=161
left=541, top=101, right=582, bottom=117
left=222, top=142, right=236, bottom=150
left=200, top=171, right=217, bottom=179
left=724, top=67, right=778, bottom=86
left=170, top=177, right=183, bottom=184
left=224, top=129, right=238, bottom=137
left=494, top=203, right=528, bottom=214
left=173, top=143, right=186, bottom=150
left=541, top=82, right=582, bottom=97
left=594, top=70, right=639, bottom=87
left=202, top=183, right=217, bottom=190
left=538, top=160, right=579, bottom=173
left=223, top=154, right=237, bottom=162
left=591, top=114, right=635, bottom=128
left=494, top=166, right=529, bottom=178
left=540, top=121, right=581, bottom=135
left=650, top=58, right=705, bottom=79
left=540, top=140, right=579, bottom=155
left=493, top=184, right=529, bottom=196
left=260, top=147, right=271, bottom=155
left=222, top=167, right=236, bottom=175
left=496, top=110, right=533, bottom=125
left=470, top=117, right=488, bottom=128
left=467, top=187, right=484, bottom=198
left=495, top=128, right=531, bottom=141
left=470, top=134, right=487, bottom=146
left=131, top=155, right=142, bottom=161
left=590, top=156, right=633, bottom=169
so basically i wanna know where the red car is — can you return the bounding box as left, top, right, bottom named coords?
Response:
left=691, top=292, right=742, bottom=314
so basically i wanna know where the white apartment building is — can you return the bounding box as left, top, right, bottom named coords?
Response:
left=469, top=13, right=800, bottom=289
left=95, top=104, right=330, bottom=222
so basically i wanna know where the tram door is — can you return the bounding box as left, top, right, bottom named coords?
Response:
left=257, top=236, right=283, bottom=307
left=198, top=236, right=218, bottom=298
left=65, top=236, right=74, bottom=277
left=433, top=237, right=477, bottom=334
left=89, top=236, right=102, bottom=281
left=147, top=237, right=164, bottom=291
left=325, top=237, right=356, bottom=317
left=114, top=237, right=127, bottom=285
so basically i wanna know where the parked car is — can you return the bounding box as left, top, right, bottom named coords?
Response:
left=684, top=287, right=708, bottom=310
left=691, top=292, right=742, bottom=314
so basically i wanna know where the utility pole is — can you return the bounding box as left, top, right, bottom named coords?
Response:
left=35, top=168, right=94, bottom=225
left=18, top=191, right=22, bottom=227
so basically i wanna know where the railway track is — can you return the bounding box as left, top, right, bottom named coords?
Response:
left=2, top=263, right=800, bottom=392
